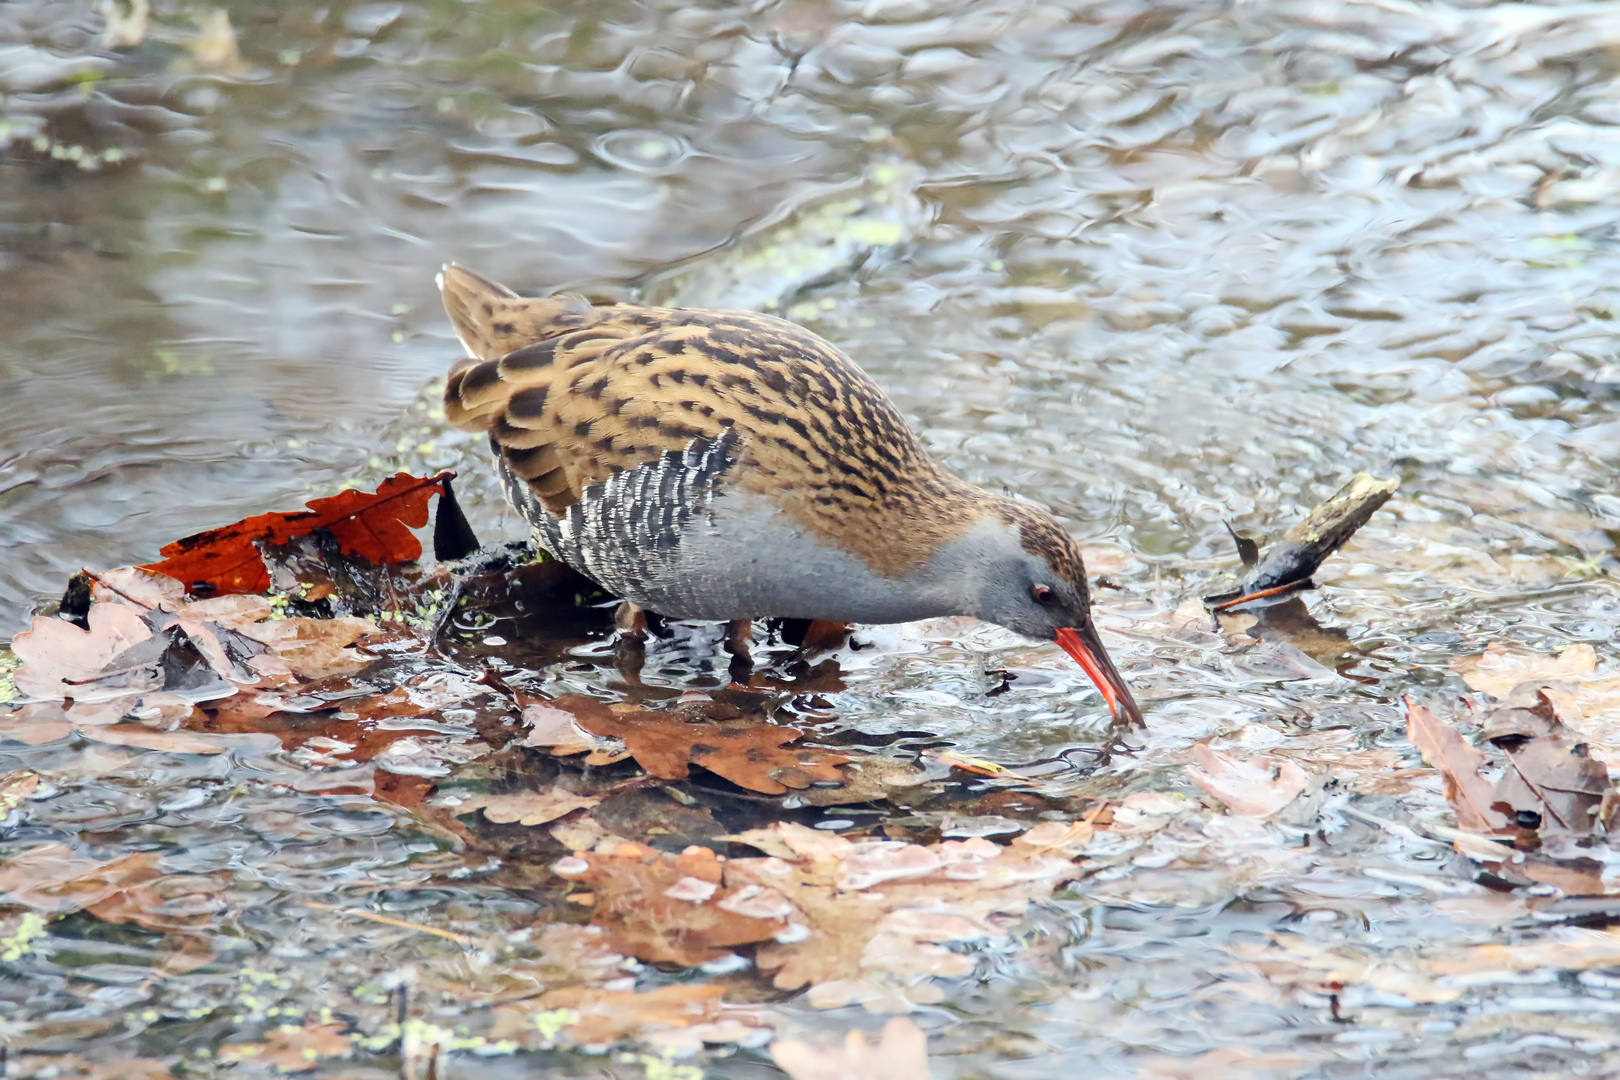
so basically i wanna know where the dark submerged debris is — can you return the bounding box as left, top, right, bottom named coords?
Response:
left=57, top=572, right=93, bottom=630
left=430, top=475, right=481, bottom=562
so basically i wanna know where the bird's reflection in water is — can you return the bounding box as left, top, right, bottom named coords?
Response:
left=1218, top=594, right=1356, bottom=665
left=612, top=615, right=850, bottom=695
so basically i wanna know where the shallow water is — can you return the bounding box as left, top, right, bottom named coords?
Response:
left=7, top=0, right=1620, bottom=1076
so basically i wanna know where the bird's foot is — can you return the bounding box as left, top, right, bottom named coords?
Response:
left=723, top=619, right=754, bottom=680
left=798, top=619, right=851, bottom=652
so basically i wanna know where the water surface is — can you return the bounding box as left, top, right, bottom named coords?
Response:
left=6, top=0, right=1620, bottom=1075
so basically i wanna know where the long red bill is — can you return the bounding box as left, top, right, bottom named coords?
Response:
left=1055, top=623, right=1144, bottom=727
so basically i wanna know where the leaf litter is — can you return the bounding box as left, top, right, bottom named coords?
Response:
left=0, top=462, right=1617, bottom=1078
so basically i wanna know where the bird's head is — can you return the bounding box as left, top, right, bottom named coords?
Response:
left=966, top=499, right=1144, bottom=727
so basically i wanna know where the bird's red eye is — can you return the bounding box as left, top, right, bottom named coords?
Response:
left=1032, top=584, right=1057, bottom=606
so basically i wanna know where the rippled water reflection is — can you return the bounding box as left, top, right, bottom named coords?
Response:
left=7, top=0, right=1620, bottom=1075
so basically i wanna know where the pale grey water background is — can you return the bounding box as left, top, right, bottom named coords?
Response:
left=6, top=0, right=1620, bottom=1076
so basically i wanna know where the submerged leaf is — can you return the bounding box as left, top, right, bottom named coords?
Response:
left=535, top=984, right=727, bottom=1047
left=556, top=695, right=852, bottom=794
left=1231, top=927, right=1620, bottom=1005
left=552, top=842, right=787, bottom=965
left=8, top=1055, right=175, bottom=1080
left=1453, top=642, right=1598, bottom=700
left=455, top=788, right=601, bottom=826
left=1187, top=744, right=1309, bottom=819
left=221, top=1023, right=350, bottom=1072
left=717, top=823, right=1081, bottom=1006
left=0, top=845, right=161, bottom=915
left=80, top=725, right=229, bottom=755
left=0, top=770, right=39, bottom=819
left=772, top=1017, right=933, bottom=1080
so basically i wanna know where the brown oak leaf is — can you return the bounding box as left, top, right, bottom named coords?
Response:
left=142, top=471, right=453, bottom=596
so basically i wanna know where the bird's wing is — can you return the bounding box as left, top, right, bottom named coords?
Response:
left=440, top=266, right=971, bottom=577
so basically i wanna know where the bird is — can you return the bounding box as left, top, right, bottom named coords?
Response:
left=437, top=264, right=1143, bottom=726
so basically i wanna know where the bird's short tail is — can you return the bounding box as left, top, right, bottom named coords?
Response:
left=437, top=263, right=591, bottom=362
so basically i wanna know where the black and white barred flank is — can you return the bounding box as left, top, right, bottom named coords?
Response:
left=492, top=428, right=741, bottom=596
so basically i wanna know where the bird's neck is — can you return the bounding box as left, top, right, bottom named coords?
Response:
left=902, top=506, right=1029, bottom=614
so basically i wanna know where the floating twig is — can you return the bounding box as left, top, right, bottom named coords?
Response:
left=1204, top=472, right=1398, bottom=611
left=303, top=902, right=477, bottom=945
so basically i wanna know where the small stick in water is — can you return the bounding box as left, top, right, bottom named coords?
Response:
left=1205, top=472, right=1398, bottom=611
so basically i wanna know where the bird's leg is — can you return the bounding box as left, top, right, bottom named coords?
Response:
left=723, top=619, right=752, bottom=657
left=613, top=601, right=649, bottom=683
left=723, top=618, right=753, bottom=681
left=614, top=600, right=649, bottom=640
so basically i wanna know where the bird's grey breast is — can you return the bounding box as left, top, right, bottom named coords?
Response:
left=492, top=431, right=972, bottom=624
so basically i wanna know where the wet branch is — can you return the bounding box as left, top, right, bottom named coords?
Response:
left=1204, top=472, right=1398, bottom=611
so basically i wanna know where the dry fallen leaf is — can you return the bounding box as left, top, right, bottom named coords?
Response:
left=18, top=560, right=380, bottom=716
left=523, top=701, right=620, bottom=759
left=772, top=1017, right=932, bottom=1080
left=11, top=602, right=156, bottom=701
left=1482, top=694, right=1611, bottom=836
left=1187, top=744, right=1309, bottom=818
left=1438, top=644, right=1620, bottom=767
left=227, top=614, right=379, bottom=680
left=142, top=471, right=452, bottom=597
left=91, top=566, right=186, bottom=609
left=1404, top=697, right=1512, bottom=835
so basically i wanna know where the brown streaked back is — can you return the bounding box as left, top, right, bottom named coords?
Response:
left=438, top=265, right=994, bottom=578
